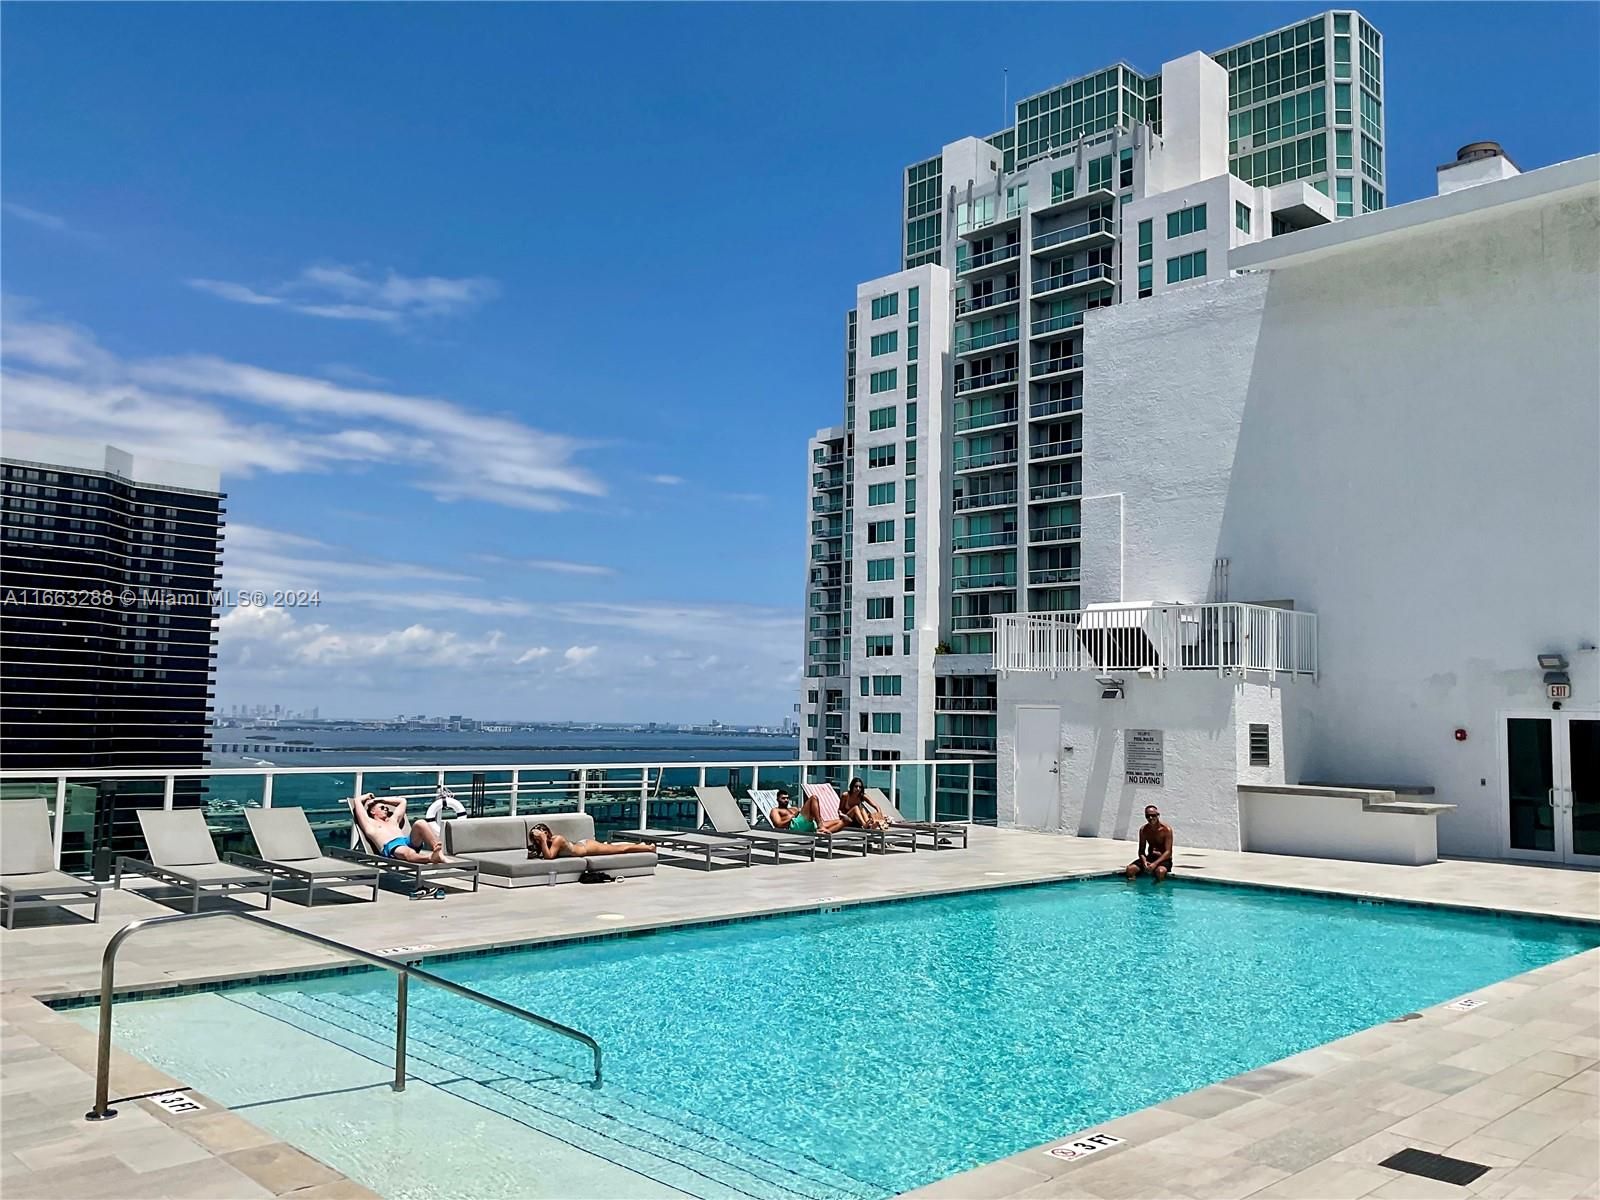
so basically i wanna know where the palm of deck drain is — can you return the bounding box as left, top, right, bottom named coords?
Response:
left=235, top=988, right=879, bottom=1200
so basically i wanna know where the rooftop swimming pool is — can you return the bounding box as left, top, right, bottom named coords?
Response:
left=76, top=879, right=1599, bottom=1199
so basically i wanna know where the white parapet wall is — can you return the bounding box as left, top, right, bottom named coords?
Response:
left=1238, top=786, right=1453, bottom=867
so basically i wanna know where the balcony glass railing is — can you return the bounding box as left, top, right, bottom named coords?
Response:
left=1027, top=567, right=1082, bottom=585
left=953, top=572, right=1017, bottom=590
left=1030, top=352, right=1085, bottom=376
left=937, top=734, right=999, bottom=753
left=957, top=243, right=1022, bottom=274
left=951, top=530, right=1018, bottom=551
left=1029, top=480, right=1083, bottom=502
left=1029, top=310, right=1085, bottom=337
left=953, top=408, right=1018, bottom=433
left=1030, top=216, right=1116, bottom=252
left=955, top=325, right=1020, bottom=355
left=953, top=489, right=1017, bottom=512
left=954, top=448, right=1019, bottom=472
left=1029, top=523, right=1082, bottom=543
left=936, top=695, right=1000, bottom=711
left=1033, top=262, right=1116, bottom=293
left=955, top=287, right=1021, bottom=317
left=949, top=613, right=998, bottom=631
left=954, top=367, right=1020, bottom=395
left=1029, top=395, right=1082, bottom=420
left=1029, top=438, right=1083, bottom=461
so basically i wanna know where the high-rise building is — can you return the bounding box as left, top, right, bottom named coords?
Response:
left=801, top=11, right=1383, bottom=819
left=1, top=432, right=226, bottom=772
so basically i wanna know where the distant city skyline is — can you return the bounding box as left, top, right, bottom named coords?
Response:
left=4, top=3, right=1595, bottom=723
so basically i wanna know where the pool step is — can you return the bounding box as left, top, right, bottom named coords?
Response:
left=234, top=987, right=879, bottom=1200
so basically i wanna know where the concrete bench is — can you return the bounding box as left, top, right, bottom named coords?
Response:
left=1238, top=784, right=1455, bottom=866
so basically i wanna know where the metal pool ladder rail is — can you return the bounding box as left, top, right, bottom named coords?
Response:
left=84, top=910, right=602, bottom=1120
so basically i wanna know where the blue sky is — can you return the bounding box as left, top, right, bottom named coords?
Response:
left=4, top=3, right=1596, bottom=723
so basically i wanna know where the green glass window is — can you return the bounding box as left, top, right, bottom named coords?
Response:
left=1137, top=263, right=1152, bottom=298
left=865, top=635, right=894, bottom=657
left=859, top=676, right=869, bottom=697
left=1334, top=36, right=1350, bottom=78
left=905, top=402, right=918, bottom=436
left=1088, top=154, right=1112, bottom=191
left=1335, top=176, right=1353, bottom=217
left=1166, top=203, right=1207, bottom=238
left=870, top=294, right=899, bottom=320
left=1361, top=181, right=1383, bottom=212
left=871, top=675, right=902, bottom=697
left=904, top=440, right=916, bottom=476
left=904, top=479, right=916, bottom=515
left=1336, top=130, right=1353, bottom=171
left=1166, top=250, right=1207, bottom=283
left=1235, top=200, right=1251, bottom=233
left=906, top=325, right=918, bottom=362
left=867, top=519, right=895, bottom=544
left=1137, top=218, right=1152, bottom=262
left=907, top=286, right=919, bottom=322
left=867, top=557, right=894, bottom=581
left=868, top=405, right=897, bottom=430
left=871, top=712, right=901, bottom=734
left=903, top=516, right=915, bottom=553
left=1119, top=147, right=1134, bottom=189
left=905, top=364, right=918, bottom=400
left=867, top=482, right=896, bottom=506
left=867, top=444, right=895, bottom=469
left=869, top=331, right=897, bottom=357
left=865, top=597, right=894, bottom=620
left=1050, top=166, right=1075, bottom=203
left=902, top=595, right=915, bottom=632
left=1333, top=13, right=1350, bottom=33
left=1335, top=83, right=1352, bottom=124
left=868, top=370, right=897, bottom=396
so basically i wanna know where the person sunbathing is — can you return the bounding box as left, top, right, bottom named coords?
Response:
left=352, top=793, right=445, bottom=864
left=527, top=823, right=655, bottom=860
left=840, top=777, right=890, bottom=830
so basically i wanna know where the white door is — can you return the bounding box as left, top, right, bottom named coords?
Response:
left=1014, top=705, right=1061, bottom=830
left=1501, top=711, right=1600, bottom=866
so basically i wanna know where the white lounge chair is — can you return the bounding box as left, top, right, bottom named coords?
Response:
left=230, top=808, right=381, bottom=906
left=865, top=787, right=969, bottom=849
left=117, top=809, right=275, bottom=912
left=1, top=798, right=102, bottom=928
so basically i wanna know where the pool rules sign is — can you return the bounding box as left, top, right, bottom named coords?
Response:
left=1125, top=729, right=1164, bottom=786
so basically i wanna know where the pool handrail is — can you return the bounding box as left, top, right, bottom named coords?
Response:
left=83, top=909, right=602, bottom=1121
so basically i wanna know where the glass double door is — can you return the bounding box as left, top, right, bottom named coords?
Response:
left=1505, top=713, right=1599, bottom=864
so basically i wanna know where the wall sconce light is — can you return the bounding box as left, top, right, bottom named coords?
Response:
left=1095, top=675, right=1125, bottom=700
left=1538, top=653, right=1569, bottom=670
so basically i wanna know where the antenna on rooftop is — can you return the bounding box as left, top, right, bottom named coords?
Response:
left=1003, top=68, right=1009, bottom=125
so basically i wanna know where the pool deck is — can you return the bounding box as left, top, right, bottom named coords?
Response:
left=1, top=828, right=1596, bottom=1200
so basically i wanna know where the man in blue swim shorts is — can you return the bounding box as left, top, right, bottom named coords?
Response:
left=352, top=794, right=446, bottom=864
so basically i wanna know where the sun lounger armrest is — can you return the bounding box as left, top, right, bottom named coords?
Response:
left=224, top=852, right=279, bottom=872
left=329, top=845, right=391, bottom=867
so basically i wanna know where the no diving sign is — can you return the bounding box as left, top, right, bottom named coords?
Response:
left=1045, top=1132, right=1125, bottom=1162
left=1125, top=728, right=1164, bottom=786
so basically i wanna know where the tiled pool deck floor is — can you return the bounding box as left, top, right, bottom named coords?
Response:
left=1, top=829, right=1596, bottom=1200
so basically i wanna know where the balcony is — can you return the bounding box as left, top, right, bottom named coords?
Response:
left=812, top=497, right=844, bottom=514
left=1031, top=217, right=1117, bottom=254
left=1029, top=311, right=1084, bottom=338
left=936, top=733, right=998, bottom=755
left=955, top=287, right=1020, bottom=317
left=814, top=473, right=845, bottom=491
left=957, top=242, right=1022, bottom=276
left=951, top=530, right=1018, bottom=552
left=953, top=572, right=1017, bottom=591
left=1029, top=395, right=1082, bottom=420
left=812, top=550, right=843, bottom=564
left=1027, top=566, right=1081, bottom=586
left=958, top=208, right=1020, bottom=239
left=936, top=694, right=999, bottom=712
left=1030, top=352, right=1084, bottom=378
left=953, top=407, right=1017, bottom=434
left=953, top=489, right=1017, bottom=513
left=1029, top=438, right=1082, bottom=462
left=992, top=603, right=1320, bottom=679
left=949, top=613, right=999, bottom=631
left=955, top=325, right=1020, bottom=356
left=954, top=367, right=1019, bottom=396
left=954, top=448, right=1018, bottom=472
left=1029, top=522, right=1082, bottom=544
left=1032, top=262, right=1116, bottom=298
left=1029, top=479, right=1082, bottom=502
left=814, top=452, right=845, bottom=468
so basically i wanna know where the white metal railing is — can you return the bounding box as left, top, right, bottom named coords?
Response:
left=954, top=367, right=1019, bottom=395
left=0, top=758, right=984, bottom=871
left=1030, top=352, right=1085, bottom=375
left=1033, top=262, right=1115, bottom=292
left=953, top=407, right=1018, bottom=433
left=1030, top=313, right=1085, bottom=338
left=1028, top=480, right=1082, bottom=502
left=954, top=572, right=1017, bottom=590
left=953, top=448, right=1018, bottom=471
left=1029, top=438, right=1082, bottom=461
left=1027, top=567, right=1081, bottom=586
left=953, top=489, right=1018, bottom=512
left=993, top=604, right=1319, bottom=680
left=1029, top=523, right=1081, bottom=543
left=955, top=325, right=1020, bottom=355
left=1031, top=217, right=1116, bottom=252
left=955, top=287, right=1020, bottom=317
left=957, top=242, right=1021, bottom=273
left=951, top=530, right=1017, bottom=551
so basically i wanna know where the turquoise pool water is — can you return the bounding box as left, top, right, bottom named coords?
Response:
left=83, top=880, right=1599, bottom=1199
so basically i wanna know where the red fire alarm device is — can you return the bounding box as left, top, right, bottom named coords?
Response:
left=1454, top=728, right=1468, bottom=742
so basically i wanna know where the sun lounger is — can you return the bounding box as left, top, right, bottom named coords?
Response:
left=116, top=809, right=275, bottom=912
left=228, top=808, right=381, bottom=906
left=787, top=785, right=919, bottom=853
left=340, top=796, right=480, bottom=894
left=864, top=787, right=969, bottom=849
left=694, top=785, right=868, bottom=860
left=1, top=797, right=103, bottom=928
left=627, top=823, right=755, bottom=869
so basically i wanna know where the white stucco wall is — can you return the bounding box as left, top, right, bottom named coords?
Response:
left=997, top=671, right=1300, bottom=850
left=1078, top=162, right=1600, bottom=859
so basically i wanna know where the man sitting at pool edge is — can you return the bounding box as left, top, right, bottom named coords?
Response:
left=1125, top=805, right=1173, bottom=882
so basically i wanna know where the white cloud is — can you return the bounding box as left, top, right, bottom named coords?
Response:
left=4, top=202, right=72, bottom=233
left=647, top=474, right=684, bottom=486
left=221, top=606, right=509, bottom=669
left=563, top=645, right=599, bottom=665
left=476, top=554, right=615, bottom=577
left=514, top=646, right=552, bottom=665
left=188, top=263, right=498, bottom=325
left=1, top=303, right=604, bottom=513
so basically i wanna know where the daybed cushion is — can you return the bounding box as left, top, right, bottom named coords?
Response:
left=444, top=813, right=598, bottom=855
left=583, top=851, right=655, bottom=872
left=466, top=850, right=585, bottom=879
left=0, top=870, right=101, bottom=898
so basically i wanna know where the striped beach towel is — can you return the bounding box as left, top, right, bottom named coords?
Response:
left=803, top=782, right=842, bottom=823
